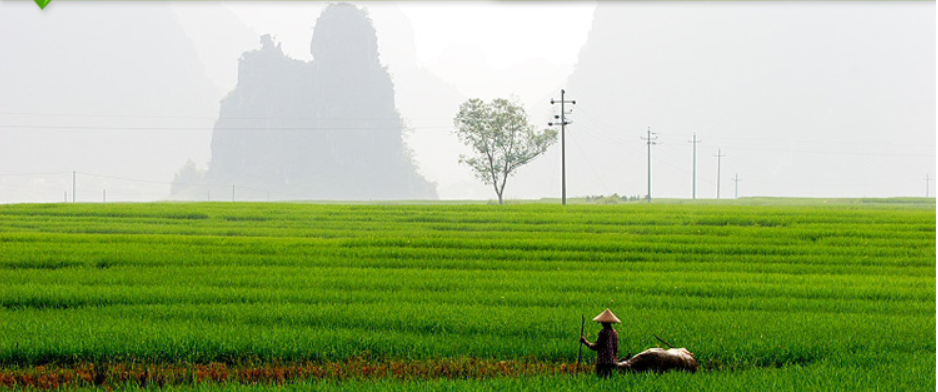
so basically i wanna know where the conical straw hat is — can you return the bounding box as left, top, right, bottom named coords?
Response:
left=592, top=308, right=621, bottom=324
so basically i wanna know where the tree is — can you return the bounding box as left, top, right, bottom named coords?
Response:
left=170, top=159, right=205, bottom=198
left=454, top=98, right=558, bottom=204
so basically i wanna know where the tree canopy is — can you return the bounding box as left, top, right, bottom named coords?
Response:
left=453, top=98, right=558, bottom=204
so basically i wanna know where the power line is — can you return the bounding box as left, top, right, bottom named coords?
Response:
left=79, top=171, right=220, bottom=188
left=65, top=171, right=315, bottom=202
left=0, top=124, right=453, bottom=132
left=696, top=134, right=925, bottom=148
left=574, top=116, right=633, bottom=146
left=0, top=111, right=217, bottom=120
left=570, top=133, right=611, bottom=196
left=4, top=109, right=929, bottom=150
left=545, top=115, right=931, bottom=157
left=0, top=111, right=456, bottom=123
left=745, top=177, right=922, bottom=188
left=0, top=172, right=72, bottom=177
left=698, top=144, right=931, bottom=158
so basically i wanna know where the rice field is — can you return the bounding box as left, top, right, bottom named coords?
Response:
left=0, top=200, right=934, bottom=390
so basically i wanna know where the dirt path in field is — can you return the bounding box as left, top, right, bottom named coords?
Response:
left=0, top=359, right=587, bottom=389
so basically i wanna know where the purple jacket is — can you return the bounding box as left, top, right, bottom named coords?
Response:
left=585, top=327, right=619, bottom=365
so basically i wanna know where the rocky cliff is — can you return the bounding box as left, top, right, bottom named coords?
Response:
left=202, top=4, right=436, bottom=200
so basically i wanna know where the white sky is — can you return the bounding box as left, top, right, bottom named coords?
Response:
left=222, top=1, right=595, bottom=99
left=0, top=1, right=933, bottom=202
left=395, top=2, right=595, bottom=70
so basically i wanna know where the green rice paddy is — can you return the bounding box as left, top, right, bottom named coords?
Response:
left=0, top=200, right=934, bottom=390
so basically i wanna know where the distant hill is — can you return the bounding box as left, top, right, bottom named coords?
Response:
left=198, top=4, right=437, bottom=201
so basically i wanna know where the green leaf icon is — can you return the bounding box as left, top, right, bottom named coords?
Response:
left=34, top=0, right=51, bottom=9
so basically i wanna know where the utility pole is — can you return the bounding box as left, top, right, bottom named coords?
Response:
left=72, top=171, right=76, bottom=203
left=926, top=174, right=931, bottom=198
left=688, top=133, right=702, bottom=200
left=232, top=185, right=236, bottom=202
left=103, top=189, right=106, bottom=203
left=732, top=173, right=742, bottom=199
left=641, top=127, right=658, bottom=202
left=549, top=89, right=576, bottom=206
left=714, top=149, right=726, bottom=199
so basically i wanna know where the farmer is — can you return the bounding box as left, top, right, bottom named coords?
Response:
left=579, top=308, right=620, bottom=377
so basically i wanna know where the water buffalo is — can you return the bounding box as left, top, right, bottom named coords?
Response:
left=617, top=347, right=699, bottom=373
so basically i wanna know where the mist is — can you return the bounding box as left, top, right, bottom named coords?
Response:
left=0, top=1, right=932, bottom=203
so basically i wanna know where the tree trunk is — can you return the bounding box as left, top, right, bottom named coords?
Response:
left=496, top=170, right=508, bottom=205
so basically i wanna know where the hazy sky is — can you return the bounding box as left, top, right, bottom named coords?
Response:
left=215, top=1, right=596, bottom=200
left=559, top=1, right=935, bottom=200
left=0, top=1, right=933, bottom=202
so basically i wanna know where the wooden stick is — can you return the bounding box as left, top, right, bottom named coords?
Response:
left=654, top=334, right=674, bottom=349
left=576, top=314, right=585, bottom=376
